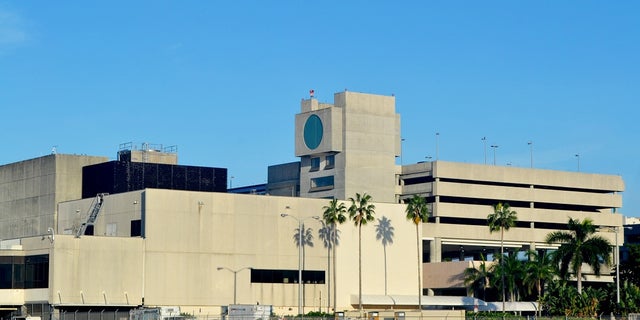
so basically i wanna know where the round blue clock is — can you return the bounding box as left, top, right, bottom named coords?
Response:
left=303, top=114, right=323, bottom=149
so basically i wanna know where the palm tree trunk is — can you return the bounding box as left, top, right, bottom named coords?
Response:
left=416, top=224, right=422, bottom=312
left=327, top=242, right=331, bottom=313
left=358, top=224, right=363, bottom=314
left=577, top=266, right=582, bottom=294
left=536, top=280, right=541, bottom=317
left=501, top=228, right=505, bottom=313
left=332, top=231, right=337, bottom=313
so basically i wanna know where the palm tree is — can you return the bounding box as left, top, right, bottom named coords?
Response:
left=348, top=193, right=376, bottom=313
left=322, top=198, right=347, bottom=313
left=375, top=216, right=395, bottom=296
left=405, top=195, right=429, bottom=311
left=487, top=202, right=518, bottom=312
left=490, top=252, right=525, bottom=302
left=463, top=254, right=492, bottom=300
left=545, top=217, right=612, bottom=294
left=523, top=250, right=556, bottom=317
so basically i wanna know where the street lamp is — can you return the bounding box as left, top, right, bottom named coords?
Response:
left=528, top=141, right=533, bottom=168
left=575, top=154, right=580, bottom=172
left=281, top=213, right=320, bottom=316
left=217, top=266, right=252, bottom=305
left=401, top=138, right=406, bottom=165
left=491, top=145, right=499, bottom=165
left=482, top=137, right=487, bottom=165
left=435, top=132, right=440, bottom=160
left=597, top=226, right=625, bottom=304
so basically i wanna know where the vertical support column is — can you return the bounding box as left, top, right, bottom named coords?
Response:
left=430, top=237, right=442, bottom=263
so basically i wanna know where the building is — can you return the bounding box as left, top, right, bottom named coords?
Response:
left=0, top=153, right=108, bottom=239
left=0, top=91, right=626, bottom=320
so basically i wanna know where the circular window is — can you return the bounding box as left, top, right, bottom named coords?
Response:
left=303, top=114, right=323, bottom=150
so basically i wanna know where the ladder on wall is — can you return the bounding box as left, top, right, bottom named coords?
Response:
left=76, top=193, right=108, bottom=238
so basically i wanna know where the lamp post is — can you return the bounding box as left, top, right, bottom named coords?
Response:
left=401, top=138, right=406, bottom=165
left=482, top=137, right=487, bottom=165
left=528, top=141, right=533, bottom=168
left=281, top=213, right=320, bottom=317
left=491, top=145, right=499, bottom=165
left=217, top=266, right=252, bottom=305
left=597, top=227, right=622, bottom=304
left=575, top=154, right=580, bottom=172
left=435, top=132, right=440, bottom=160
left=616, top=227, right=620, bottom=304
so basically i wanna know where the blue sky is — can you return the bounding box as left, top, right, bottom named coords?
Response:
left=1, top=2, right=639, bottom=215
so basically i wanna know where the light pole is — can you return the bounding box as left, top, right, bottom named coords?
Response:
left=616, top=227, right=620, bottom=305
left=575, top=154, right=580, bottom=172
left=281, top=213, right=320, bottom=317
left=528, top=141, right=533, bottom=168
left=435, top=132, right=440, bottom=160
left=401, top=138, right=406, bottom=165
left=482, top=137, right=487, bottom=165
left=491, top=145, right=499, bottom=165
left=597, top=226, right=625, bottom=305
left=216, top=266, right=252, bottom=305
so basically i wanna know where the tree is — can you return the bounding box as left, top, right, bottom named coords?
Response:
left=375, top=216, right=395, bottom=296
left=405, top=195, right=429, bottom=311
left=322, top=198, right=347, bottom=313
left=545, top=217, right=612, bottom=294
left=487, top=202, right=518, bottom=312
left=620, top=243, right=640, bottom=286
left=348, top=193, right=376, bottom=313
left=490, top=252, right=525, bottom=302
left=463, top=254, right=492, bottom=300
left=523, top=250, right=556, bottom=317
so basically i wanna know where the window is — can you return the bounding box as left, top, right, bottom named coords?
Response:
left=0, top=255, right=49, bottom=289
left=24, top=255, right=49, bottom=289
left=310, top=157, right=320, bottom=171
left=251, top=269, right=325, bottom=284
left=131, top=220, right=142, bottom=237
left=310, top=176, right=334, bottom=192
left=325, top=155, right=335, bottom=169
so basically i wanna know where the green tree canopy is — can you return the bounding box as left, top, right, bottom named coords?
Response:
left=545, top=217, right=612, bottom=294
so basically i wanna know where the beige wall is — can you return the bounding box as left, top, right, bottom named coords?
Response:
left=0, top=154, right=108, bottom=239
left=50, top=236, right=144, bottom=306
left=340, top=92, right=400, bottom=204
left=54, top=190, right=419, bottom=313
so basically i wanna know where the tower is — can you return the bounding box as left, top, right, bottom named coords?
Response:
left=295, top=91, right=401, bottom=203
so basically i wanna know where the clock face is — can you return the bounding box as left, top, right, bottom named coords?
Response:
left=303, top=114, right=323, bottom=150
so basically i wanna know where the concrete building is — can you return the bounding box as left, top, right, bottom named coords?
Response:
left=294, top=91, right=400, bottom=203
left=0, top=91, right=626, bottom=319
left=0, top=153, right=108, bottom=239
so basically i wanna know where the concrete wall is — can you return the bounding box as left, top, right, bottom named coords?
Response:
left=297, top=91, right=401, bottom=203
left=53, top=190, right=418, bottom=314
left=339, top=92, right=400, bottom=204
left=0, top=154, right=108, bottom=239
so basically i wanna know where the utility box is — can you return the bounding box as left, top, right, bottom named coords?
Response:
left=12, top=317, right=41, bottom=320
left=223, top=305, right=272, bottom=320
left=130, top=307, right=183, bottom=320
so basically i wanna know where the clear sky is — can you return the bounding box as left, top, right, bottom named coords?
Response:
left=1, top=2, right=639, bottom=215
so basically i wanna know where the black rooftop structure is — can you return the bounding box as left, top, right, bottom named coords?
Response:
left=82, top=159, right=227, bottom=198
